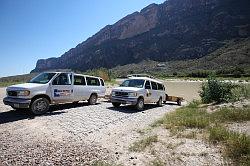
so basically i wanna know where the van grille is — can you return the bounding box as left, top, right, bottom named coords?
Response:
left=8, top=91, right=18, bottom=96
left=115, top=92, right=128, bottom=97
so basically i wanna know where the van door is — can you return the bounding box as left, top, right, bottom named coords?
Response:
left=86, top=77, right=101, bottom=97
left=151, top=81, right=159, bottom=102
left=73, top=75, right=89, bottom=101
left=144, top=80, right=152, bottom=103
left=51, top=73, right=74, bottom=103
left=157, top=83, right=165, bottom=101
left=98, top=78, right=106, bottom=98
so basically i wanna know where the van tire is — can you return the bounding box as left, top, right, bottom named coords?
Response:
left=30, top=98, right=50, bottom=115
left=136, top=98, right=144, bottom=111
left=112, top=102, right=121, bottom=107
left=88, top=94, right=97, bottom=105
left=157, top=97, right=163, bottom=107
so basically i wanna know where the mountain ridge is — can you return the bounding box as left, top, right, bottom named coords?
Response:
left=32, top=0, right=250, bottom=73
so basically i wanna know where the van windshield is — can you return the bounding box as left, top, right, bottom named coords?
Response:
left=120, top=79, right=145, bottom=88
left=29, top=73, right=56, bottom=84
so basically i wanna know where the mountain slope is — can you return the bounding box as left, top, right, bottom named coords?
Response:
left=32, top=0, right=250, bottom=73
left=111, top=37, right=250, bottom=77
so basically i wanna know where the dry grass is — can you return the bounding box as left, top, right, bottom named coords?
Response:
left=129, top=135, right=158, bottom=152
left=152, top=101, right=250, bottom=165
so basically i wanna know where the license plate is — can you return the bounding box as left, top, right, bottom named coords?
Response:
left=14, top=104, right=19, bottom=108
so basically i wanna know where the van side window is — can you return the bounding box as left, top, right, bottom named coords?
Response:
left=100, top=79, right=105, bottom=86
left=86, top=77, right=100, bottom=86
left=53, top=73, right=71, bottom=85
left=74, top=76, right=86, bottom=85
left=157, top=83, right=164, bottom=91
left=145, top=81, right=151, bottom=89
left=151, top=82, right=158, bottom=90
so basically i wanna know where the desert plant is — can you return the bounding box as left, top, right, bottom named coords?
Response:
left=152, top=101, right=209, bottom=130
left=231, top=84, right=250, bottom=101
left=129, top=135, right=158, bottom=152
left=209, top=125, right=250, bottom=165
left=199, top=76, right=236, bottom=103
left=210, top=106, right=250, bottom=123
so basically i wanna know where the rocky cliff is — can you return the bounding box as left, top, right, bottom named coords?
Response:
left=32, top=0, right=250, bottom=73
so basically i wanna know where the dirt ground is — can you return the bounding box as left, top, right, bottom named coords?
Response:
left=0, top=82, right=228, bottom=166
left=0, top=87, right=181, bottom=165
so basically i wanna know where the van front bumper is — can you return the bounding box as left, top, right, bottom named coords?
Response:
left=3, top=97, right=31, bottom=109
left=111, top=97, right=138, bottom=105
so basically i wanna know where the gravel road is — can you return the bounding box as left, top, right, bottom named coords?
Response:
left=0, top=87, right=179, bottom=165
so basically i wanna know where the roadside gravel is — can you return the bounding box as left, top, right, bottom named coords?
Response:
left=0, top=87, right=179, bottom=165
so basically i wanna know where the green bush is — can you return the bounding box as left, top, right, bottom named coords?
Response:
left=199, top=76, right=236, bottom=103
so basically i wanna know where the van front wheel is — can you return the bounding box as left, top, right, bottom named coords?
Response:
left=136, top=98, right=144, bottom=111
left=30, top=98, right=50, bottom=115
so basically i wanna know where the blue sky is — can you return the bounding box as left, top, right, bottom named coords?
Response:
left=0, top=0, right=165, bottom=77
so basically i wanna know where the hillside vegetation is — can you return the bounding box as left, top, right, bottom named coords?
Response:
left=111, top=38, right=250, bottom=78
left=0, top=73, right=38, bottom=87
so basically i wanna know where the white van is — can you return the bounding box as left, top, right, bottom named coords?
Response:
left=3, top=72, right=106, bottom=115
left=111, top=76, right=166, bottom=110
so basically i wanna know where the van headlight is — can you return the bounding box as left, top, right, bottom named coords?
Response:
left=128, top=92, right=137, bottom=97
left=17, top=90, right=30, bottom=96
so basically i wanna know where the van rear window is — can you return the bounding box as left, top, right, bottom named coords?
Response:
left=151, top=82, right=158, bottom=90
left=86, top=77, right=100, bottom=86
left=74, top=76, right=86, bottom=85
left=157, top=83, right=164, bottom=90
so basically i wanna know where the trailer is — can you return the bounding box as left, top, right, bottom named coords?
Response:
left=164, top=94, right=184, bottom=106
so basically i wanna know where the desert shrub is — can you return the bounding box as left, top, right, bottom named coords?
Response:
left=199, top=76, right=236, bottom=103
left=210, top=106, right=250, bottom=123
left=129, top=135, right=158, bottom=152
left=209, top=125, right=250, bottom=165
left=187, top=70, right=211, bottom=78
left=152, top=101, right=209, bottom=129
left=216, top=67, right=245, bottom=78
left=231, top=84, right=250, bottom=101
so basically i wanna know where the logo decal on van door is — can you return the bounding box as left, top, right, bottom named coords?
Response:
left=54, top=89, right=71, bottom=97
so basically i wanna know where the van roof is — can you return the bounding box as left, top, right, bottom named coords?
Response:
left=127, top=77, right=163, bottom=84
left=74, top=73, right=102, bottom=79
left=43, top=72, right=102, bottom=79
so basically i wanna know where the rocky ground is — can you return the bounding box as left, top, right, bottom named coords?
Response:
left=1, top=85, right=247, bottom=166
left=0, top=87, right=179, bottom=165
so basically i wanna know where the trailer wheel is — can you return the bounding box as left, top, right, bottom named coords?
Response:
left=177, top=99, right=181, bottom=106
